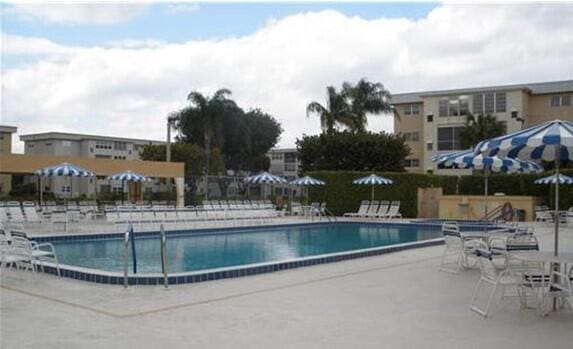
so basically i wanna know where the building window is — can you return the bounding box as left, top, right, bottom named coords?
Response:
left=27, top=143, right=34, bottom=148
left=437, top=127, right=464, bottom=151
left=114, top=142, right=127, bottom=151
left=495, top=93, right=506, bottom=112
left=439, top=99, right=448, bottom=117
left=459, top=96, right=469, bottom=114
left=45, top=142, right=52, bottom=146
left=473, top=94, right=483, bottom=114
left=62, top=140, right=72, bottom=147
left=473, top=92, right=506, bottom=114
left=551, top=95, right=572, bottom=107
left=404, top=159, right=420, bottom=168
left=440, top=96, right=469, bottom=117
left=402, top=132, right=419, bottom=142
left=427, top=142, right=433, bottom=151
left=96, top=141, right=112, bottom=149
left=426, top=114, right=434, bottom=123
left=403, top=104, right=420, bottom=116
left=61, top=186, right=71, bottom=193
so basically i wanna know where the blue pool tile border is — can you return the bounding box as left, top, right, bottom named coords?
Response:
left=34, top=236, right=445, bottom=286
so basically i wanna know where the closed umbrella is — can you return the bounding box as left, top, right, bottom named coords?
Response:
left=107, top=170, right=150, bottom=204
left=434, top=150, right=542, bottom=218
left=352, top=174, right=393, bottom=201
left=475, top=119, right=573, bottom=255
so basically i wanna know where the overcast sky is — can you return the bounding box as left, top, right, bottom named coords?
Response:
left=2, top=1, right=572, bottom=153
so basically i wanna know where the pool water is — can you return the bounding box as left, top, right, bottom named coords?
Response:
left=51, top=223, right=442, bottom=274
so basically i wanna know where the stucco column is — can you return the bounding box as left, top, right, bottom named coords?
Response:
left=175, top=177, right=185, bottom=208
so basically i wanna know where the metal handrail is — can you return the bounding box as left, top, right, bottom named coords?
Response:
left=159, top=224, right=168, bottom=289
left=123, top=224, right=131, bottom=288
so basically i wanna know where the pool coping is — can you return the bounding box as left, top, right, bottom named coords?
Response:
left=32, top=221, right=495, bottom=286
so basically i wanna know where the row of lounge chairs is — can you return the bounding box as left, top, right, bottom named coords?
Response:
left=343, top=200, right=402, bottom=219
left=0, top=224, right=60, bottom=275
left=535, top=205, right=573, bottom=224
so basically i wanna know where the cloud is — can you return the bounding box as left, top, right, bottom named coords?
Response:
left=164, top=3, right=200, bottom=15
left=4, top=3, right=149, bottom=25
left=2, top=4, right=573, bottom=154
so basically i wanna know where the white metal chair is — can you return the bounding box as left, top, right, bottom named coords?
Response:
left=439, top=222, right=479, bottom=272
left=539, top=268, right=572, bottom=316
left=469, top=242, right=520, bottom=317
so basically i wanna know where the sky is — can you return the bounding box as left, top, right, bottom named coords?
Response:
left=2, top=1, right=573, bottom=153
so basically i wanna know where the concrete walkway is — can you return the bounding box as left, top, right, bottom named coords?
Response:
left=1, top=223, right=572, bottom=348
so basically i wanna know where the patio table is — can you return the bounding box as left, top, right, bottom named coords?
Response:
left=512, top=251, right=573, bottom=313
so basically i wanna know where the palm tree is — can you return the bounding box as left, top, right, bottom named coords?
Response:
left=177, top=89, right=236, bottom=198
left=459, top=113, right=507, bottom=149
left=306, top=86, right=352, bottom=135
left=342, top=78, right=393, bottom=133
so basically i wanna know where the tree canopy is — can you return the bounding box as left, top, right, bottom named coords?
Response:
left=141, top=89, right=282, bottom=174
left=307, top=78, right=393, bottom=134
left=296, top=131, right=410, bottom=172
left=459, top=113, right=507, bottom=149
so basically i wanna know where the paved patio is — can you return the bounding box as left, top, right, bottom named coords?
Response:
left=1, top=223, right=572, bottom=348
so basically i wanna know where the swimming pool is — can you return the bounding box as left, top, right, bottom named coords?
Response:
left=33, top=222, right=447, bottom=285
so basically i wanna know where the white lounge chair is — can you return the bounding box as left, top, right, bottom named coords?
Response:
left=373, top=201, right=390, bottom=219
left=383, top=201, right=402, bottom=219
left=344, top=200, right=370, bottom=217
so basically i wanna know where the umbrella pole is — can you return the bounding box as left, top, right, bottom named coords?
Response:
left=554, top=159, right=560, bottom=256
left=371, top=184, right=374, bottom=202
left=484, top=169, right=489, bottom=220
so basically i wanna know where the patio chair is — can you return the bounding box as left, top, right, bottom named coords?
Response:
left=344, top=201, right=370, bottom=217
left=373, top=201, right=389, bottom=219
left=383, top=201, right=402, bottom=219
left=439, top=222, right=480, bottom=272
left=535, top=208, right=553, bottom=223
left=22, top=205, right=42, bottom=224
left=362, top=201, right=379, bottom=218
left=469, top=242, right=520, bottom=317
left=539, top=268, right=572, bottom=316
left=10, top=229, right=60, bottom=276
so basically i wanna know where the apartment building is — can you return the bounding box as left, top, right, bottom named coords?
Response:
left=267, top=148, right=300, bottom=181
left=0, top=125, right=18, bottom=195
left=392, top=80, right=573, bottom=173
left=20, top=131, right=166, bottom=196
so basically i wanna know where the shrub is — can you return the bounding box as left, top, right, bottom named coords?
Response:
left=307, top=171, right=458, bottom=218
left=297, top=131, right=410, bottom=172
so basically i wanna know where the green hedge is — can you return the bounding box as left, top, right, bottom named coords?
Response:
left=307, top=171, right=458, bottom=218
left=457, top=169, right=573, bottom=210
left=308, top=169, right=573, bottom=218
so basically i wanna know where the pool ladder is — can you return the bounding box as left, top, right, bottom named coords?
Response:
left=123, top=224, right=169, bottom=289
left=310, top=206, right=337, bottom=223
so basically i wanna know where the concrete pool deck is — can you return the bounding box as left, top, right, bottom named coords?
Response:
left=2, top=222, right=573, bottom=348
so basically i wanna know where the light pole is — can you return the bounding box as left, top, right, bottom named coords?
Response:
left=166, top=114, right=178, bottom=203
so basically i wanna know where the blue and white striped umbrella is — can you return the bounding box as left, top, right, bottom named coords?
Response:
left=108, top=170, right=150, bottom=182
left=534, top=174, right=573, bottom=185
left=474, top=119, right=573, bottom=255
left=353, top=174, right=393, bottom=201
left=434, top=150, right=542, bottom=219
left=245, top=171, right=287, bottom=184
left=352, top=174, right=393, bottom=185
left=433, top=150, right=543, bottom=173
left=289, top=176, right=326, bottom=186
left=474, top=119, right=573, bottom=161
left=35, top=162, right=95, bottom=177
